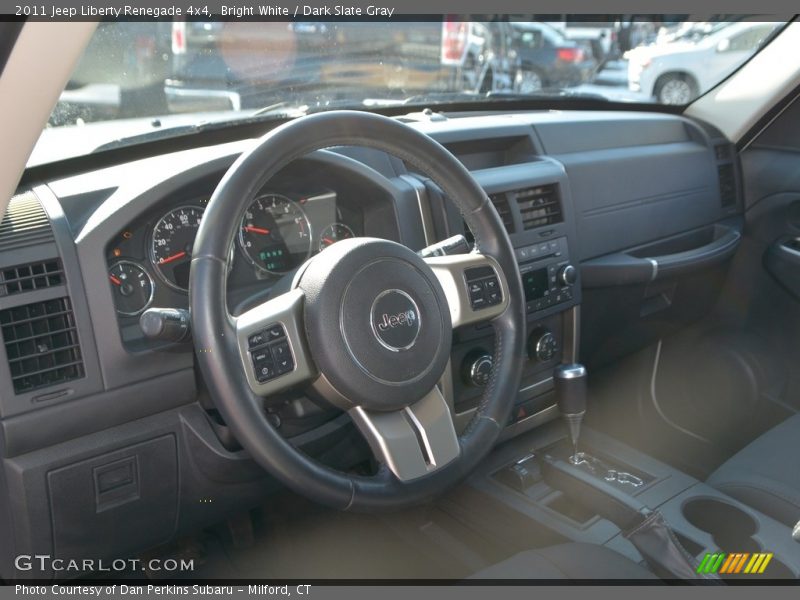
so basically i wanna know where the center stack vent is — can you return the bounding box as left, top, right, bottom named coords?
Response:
left=515, top=184, right=563, bottom=230
left=488, top=193, right=515, bottom=233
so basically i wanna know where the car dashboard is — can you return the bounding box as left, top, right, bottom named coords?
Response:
left=0, top=109, right=743, bottom=578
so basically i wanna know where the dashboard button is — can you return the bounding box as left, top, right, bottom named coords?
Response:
left=275, top=358, right=293, bottom=375
left=471, top=295, right=487, bottom=310
left=255, top=363, right=276, bottom=383
left=271, top=341, right=294, bottom=374
left=248, top=331, right=267, bottom=348
left=252, top=349, right=271, bottom=364
left=271, top=341, right=291, bottom=361
left=469, top=280, right=487, bottom=310
left=266, top=325, right=286, bottom=341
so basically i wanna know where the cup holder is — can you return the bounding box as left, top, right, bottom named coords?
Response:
left=682, top=498, right=759, bottom=553
left=682, top=497, right=796, bottom=578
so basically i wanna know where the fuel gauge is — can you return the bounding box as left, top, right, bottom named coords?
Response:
left=318, top=223, right=354, bottom=251
left=109, top=261, right=154, bottom=316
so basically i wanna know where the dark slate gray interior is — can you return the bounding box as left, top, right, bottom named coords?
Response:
left=2, top=105, right=799, bottom=581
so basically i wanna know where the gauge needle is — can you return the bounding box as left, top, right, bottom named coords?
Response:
left=160, top=250, right=187, bottom=265
left=109, top=275, right=122, bottom=286
left=244, top=226, right=270, bottom=235
left=322, top=237, right=335, bottom=245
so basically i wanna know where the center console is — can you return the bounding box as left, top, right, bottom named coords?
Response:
left=448, top=421, right=800, bottom=579
left=425, top=147, right=583, bottom=437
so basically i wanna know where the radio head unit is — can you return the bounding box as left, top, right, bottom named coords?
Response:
left=518, top=237, right=577, bottom=313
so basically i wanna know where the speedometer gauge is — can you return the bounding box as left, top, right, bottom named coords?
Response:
left=239, top=194, right=311, bottom=274
left=150, top=205, right=204, bottom=291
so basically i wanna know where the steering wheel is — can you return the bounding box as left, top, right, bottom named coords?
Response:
left=191, top=111, right=525, bottom=511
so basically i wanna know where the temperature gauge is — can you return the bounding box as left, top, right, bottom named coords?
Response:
left=318, top=222, right=354, bottom=251
left=109, top=261, right=154, bottom=316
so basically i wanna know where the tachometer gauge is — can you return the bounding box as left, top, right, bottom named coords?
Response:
left=108, top=261, right=154, bottom=316
left=150, top=205, right=204, bottom=291
left=239, top=194, right=311, bottom=274
left=318, top=222, right=354, bottom=251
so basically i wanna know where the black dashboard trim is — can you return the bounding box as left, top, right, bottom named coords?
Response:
left=1, top=368, right=196, bottom=458
left=20, top=102, right=683, bottom=188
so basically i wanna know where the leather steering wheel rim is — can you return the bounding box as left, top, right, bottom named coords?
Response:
left=191, top=110, right=526, bottom=511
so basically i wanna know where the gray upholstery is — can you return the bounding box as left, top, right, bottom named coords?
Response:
left=470, top=543, right=656, bottom=579
left=707, top=414, right=800, bottom=526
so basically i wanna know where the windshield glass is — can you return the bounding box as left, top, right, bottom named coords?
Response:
left=30, top=16, right=786, bottom=166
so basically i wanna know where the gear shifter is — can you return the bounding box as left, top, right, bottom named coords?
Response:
left=553, top=363, right=587, bottom=460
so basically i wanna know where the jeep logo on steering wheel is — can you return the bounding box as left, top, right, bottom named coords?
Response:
left=370, top=290, right=421, bottom=351
left=377, top=309, right=417, bottom=331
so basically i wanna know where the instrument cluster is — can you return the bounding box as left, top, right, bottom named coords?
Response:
left=106, top=187, right=361, bottom=320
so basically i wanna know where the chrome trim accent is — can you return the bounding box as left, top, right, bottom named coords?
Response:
left=349, top=386, right=460, bottom=481
left=235, top=288, right=316, bottom=396
left=425, top=253, right=509, bottom=328
left=563, top=305, right=580, bottom=364
left=439, top=359, right=456, bottom=414
left=237, top=193, right=312, bottom=276
left=518, top=376, right=554, bottom=395
left=647, top=258, right=659, bottom=282
left=554, top=364, right=587, bottom=380
left=498, top=404, right=560, bottom=442
left=780, top=239, right=800, bottom=258
left=368, top=289, right=421, bottom=352
left=149, top=204, right=205, bottom=292
left=109, top=260, right=154, bottom=317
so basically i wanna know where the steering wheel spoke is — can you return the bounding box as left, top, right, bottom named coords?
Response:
left=424, top=253, right=510, bottom=328
left=234, top=288, right=316, bottom=396
left=349, top=386, right=460, bottom=482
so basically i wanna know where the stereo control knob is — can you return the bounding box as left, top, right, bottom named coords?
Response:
left=558, top=264, right=577, bottom=287
left=462, top=351, right=494, bottom=387
left=529, top=327, right=558, bottom=363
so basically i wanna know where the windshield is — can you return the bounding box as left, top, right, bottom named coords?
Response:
left=30, top=16, right=786, bottom=166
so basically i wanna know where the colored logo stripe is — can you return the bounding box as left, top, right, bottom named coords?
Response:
left=697, top=552, right=774, bottom=575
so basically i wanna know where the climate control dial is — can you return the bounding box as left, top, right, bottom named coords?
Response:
left=529, top=327, right=559, bottom=363
left=462, top=350, right=494, bottom=387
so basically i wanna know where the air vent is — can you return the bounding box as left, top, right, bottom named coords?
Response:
left=488, top=193, right=515, bottom=233
left=0, top=192, right=54, bottom=252
left=718, top=164, right=737, bottom=208
left=516, top=184, right=563, bottom=230
left=1, top=259, right=64, bottom=297
left=1, top=297, right=84, bottom=394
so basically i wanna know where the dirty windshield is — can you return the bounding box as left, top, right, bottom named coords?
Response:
left=30, top=16, right=783, bottom=165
